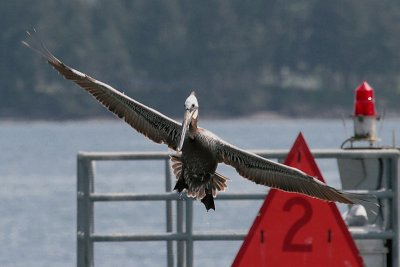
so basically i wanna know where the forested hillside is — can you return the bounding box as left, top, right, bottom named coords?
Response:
left=2, top=0, right=400, bottom=119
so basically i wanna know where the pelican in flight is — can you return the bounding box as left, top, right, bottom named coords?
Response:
left=23, top=31, right=371, bottom=210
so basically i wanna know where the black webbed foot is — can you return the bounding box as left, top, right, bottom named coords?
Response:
left=201, top=194, right=215, bottom=211
left=173, top=178, right=188, bottom=192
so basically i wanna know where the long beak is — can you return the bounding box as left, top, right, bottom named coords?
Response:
left=177, top=109, right=194, bottom=151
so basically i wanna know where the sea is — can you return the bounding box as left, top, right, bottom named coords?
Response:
left=1, top=118, right=399, bottom=267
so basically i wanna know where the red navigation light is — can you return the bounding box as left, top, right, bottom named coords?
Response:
left=354, top=81, right=376, bottom=116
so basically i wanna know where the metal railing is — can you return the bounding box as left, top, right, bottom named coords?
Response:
left=77, top=149, right=400, bottom=267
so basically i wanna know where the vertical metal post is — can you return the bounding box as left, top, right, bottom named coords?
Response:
left=393, top=155, right=400, bottom=267
left=383, top=158, right=391, bottom=230
left=177, top=199, right=185, bottom=267
left=165, top=159, right=174, bottom=267
left=186, top=199, right=193, bottom=267
left=77, top=155, right=95, bottom=267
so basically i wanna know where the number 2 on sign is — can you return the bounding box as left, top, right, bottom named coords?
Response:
left=282, top=197, right=313, bottom=252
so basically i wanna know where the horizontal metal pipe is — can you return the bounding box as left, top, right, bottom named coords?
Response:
left=351, top=230, right=395, bottom=240
left=91, top=192, right=184, bottom=201
left=90, top=189, right=392, bottom=202
left=90, top=192, right=267, bottom=202
left=253, top=150, right=400, bottom=159
left=90, top=230, right=394, bottom=242
left=78, top=151, right=171, bottom=161
left=219, top=190, right=392, bottom=199
left=192, top=233, right=246, bottom=241
left=310, top=149, right=400, bottom=159
left=91, top=233, right=187, bottom=242
left=79, top=149, right=400, bottom=162
left=345, top=189, right=393, bottom=198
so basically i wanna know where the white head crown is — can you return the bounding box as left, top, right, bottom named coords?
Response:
left=184, top=91, right=199, bottom=119
left=185, top=91, right=199, bottom=110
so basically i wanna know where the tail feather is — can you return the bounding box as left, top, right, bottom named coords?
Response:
left=211, top=172, right=228, bottom=197
left=170, top=155, right=183, bottom=178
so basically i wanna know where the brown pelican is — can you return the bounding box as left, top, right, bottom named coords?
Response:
left=23, top=31, right=371, bottom=210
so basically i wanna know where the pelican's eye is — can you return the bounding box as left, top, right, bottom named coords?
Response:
left=192, top=104, right=195, bottom=108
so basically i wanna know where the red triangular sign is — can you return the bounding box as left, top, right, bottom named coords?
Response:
left=232, top=133, right=363, bottom=267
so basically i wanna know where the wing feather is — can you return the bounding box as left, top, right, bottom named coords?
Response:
left=23, top=31, right=181, bottom=150
left=213, top=137, right=371, bottom=204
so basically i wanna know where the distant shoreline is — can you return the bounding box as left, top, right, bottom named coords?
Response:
left=1, top=112, right=399, bottom=124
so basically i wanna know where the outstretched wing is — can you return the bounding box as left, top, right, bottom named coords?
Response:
left=213, top=137, right=371, bottom=204
left=23, top=30, right=181, bottom=150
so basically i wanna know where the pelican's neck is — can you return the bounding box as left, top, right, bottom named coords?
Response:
left=189, top=117, right=198, bottom=138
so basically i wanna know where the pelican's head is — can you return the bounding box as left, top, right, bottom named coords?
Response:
left=177, top=91, right=199, bottom=151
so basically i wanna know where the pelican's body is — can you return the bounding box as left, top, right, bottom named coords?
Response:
left=23, top=31, right=372, bottom=210
left=173, top=127, right=228, bottom=210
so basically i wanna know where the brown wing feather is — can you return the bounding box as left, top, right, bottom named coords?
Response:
left=23, top=31, right=181, bottom=150
left=213, top=137, right=371, bottom=204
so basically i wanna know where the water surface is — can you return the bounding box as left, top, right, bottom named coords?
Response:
left=1, top=119, right=399, bottom=266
